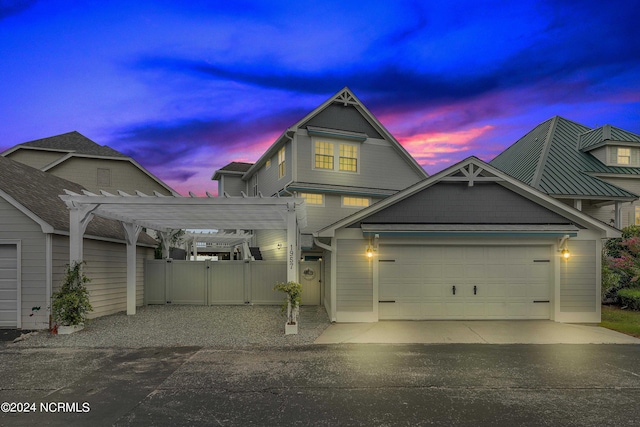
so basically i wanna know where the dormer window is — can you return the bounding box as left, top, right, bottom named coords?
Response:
left=617, top=148, right=631, bottom=165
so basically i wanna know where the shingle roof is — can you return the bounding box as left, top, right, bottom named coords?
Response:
left=18, top=131, right=127, bottom=158
left=0, top=156, right=156, bottom=245
left=217, top=162, right=254, bottom=173
left=491, top=116, right=639, bottom=200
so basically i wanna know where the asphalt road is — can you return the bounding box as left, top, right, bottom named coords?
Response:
left=1, top=344, right=640, bottom=426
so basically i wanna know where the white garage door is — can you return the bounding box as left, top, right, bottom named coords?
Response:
left=0, top=244, right=19, bottom=328
left=379, top=245, right=551, bottom=320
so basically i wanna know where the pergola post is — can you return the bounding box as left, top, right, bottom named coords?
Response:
left=158, top=231, right=171, bottom=259
left=67, top=204, right=96, bottom=264
left=287, top=202, right=299, bottom=283
left=122, top=222, right=142, bottom=315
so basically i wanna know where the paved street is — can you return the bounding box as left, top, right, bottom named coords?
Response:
left=2, top=344, right=640, bottom=426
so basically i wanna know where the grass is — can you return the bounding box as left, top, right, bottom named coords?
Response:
left=600, top=305, right=640, bottom=338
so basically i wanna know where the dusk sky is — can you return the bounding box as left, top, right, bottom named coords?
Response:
left=1, top=0, right=639, bottom=195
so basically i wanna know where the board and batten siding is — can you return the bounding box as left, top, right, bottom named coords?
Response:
left=47, top=157, right=173, bottom=195
left=295, top=132, right=424, bottom=191
left=6, top=150, right=65, bottom=170
left=0, top=196, right=48, bottom=329
left=560, top=240, right=596, bottom=313
left=52, top=236, right=152, bottom=318
left=336, top=239, right=373, bottom=313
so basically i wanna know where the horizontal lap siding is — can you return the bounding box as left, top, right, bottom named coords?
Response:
left=560, top=240, right=596, bottom=312
left=53, top=236, right=152, bottom=319
left=255, top=229, right=286, bottom=261
left=336, top=239, right=372, bottom=312
left=0, top=197, right=48, bottom=329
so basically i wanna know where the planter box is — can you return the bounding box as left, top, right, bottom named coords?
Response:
left=57, top=324, right=84, bottom=335
left=285, top=323, right=298, bottom=335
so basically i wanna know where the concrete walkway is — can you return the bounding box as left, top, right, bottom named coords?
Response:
left=314, top=320, right=640, bottom=344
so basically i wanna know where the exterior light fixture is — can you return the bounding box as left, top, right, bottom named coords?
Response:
left=558, top=235, right=571, bottom=260
left=366, top=245, right=374, bottom=258
left=276, top=242, right=282, bottom=250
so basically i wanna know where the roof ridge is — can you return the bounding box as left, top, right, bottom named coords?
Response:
left=530, top=116, right=558, bottom=189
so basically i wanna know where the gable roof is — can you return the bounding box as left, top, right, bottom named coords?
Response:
left=2, top=131, right=178, bottom=196
left=212, top=161, right=254, bottom=180
left=316, top=156, right=620, bottom=238
left=579, top=124, right=640, bottom=151
left=241, top=87, right=428, bottom=180
left=4, top=131, right=127, bottom=158
left=490, top=116, right=639, bottom=200
left=0, top=156, right=156, bottom=245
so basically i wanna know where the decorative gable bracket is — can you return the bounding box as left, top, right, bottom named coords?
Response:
left=334, top=89, right=358, bottom=106
left=440, top=163, right=503, bottom=187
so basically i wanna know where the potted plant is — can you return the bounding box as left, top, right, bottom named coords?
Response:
left=51, top=261, right=93, bottom=334
left=273, top=281, right=302, bottom=335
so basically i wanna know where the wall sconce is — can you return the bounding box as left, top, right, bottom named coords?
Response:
left=276, top=242, right=282, bottom=250
left=558, top=235, right=571, bottom=260
left=366, top=234, right=379, bottom=258
left=366, top=245, right=374, bottom=258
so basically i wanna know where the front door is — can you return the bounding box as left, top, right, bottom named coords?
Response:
left=299, top=261, right=321, bottom=305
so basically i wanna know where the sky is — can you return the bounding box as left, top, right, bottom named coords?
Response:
left=1, top=0, right=639, bottom=196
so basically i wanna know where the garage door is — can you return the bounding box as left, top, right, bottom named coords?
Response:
left=0, top=244, right=19, bottom=328
left=378, top=245, right=551, bottom=320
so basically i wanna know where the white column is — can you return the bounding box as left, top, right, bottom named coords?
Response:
left=574, top=199, right=582, bottom=211
left=286, top=202, right=298, bottom=283
left=122, top=222, right=142, bottom=315
left=615, top=202, right=622, bottom=229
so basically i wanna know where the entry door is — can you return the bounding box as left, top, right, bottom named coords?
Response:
left=299, top=261, right=321, bottom=305
left=0, top=244, right=19, bottom=328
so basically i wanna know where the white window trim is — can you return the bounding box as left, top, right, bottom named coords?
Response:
left=265, top=158, right=272, bottom=170
left=341, top=195, right=370, bottom=208
left=278, top=147, right=286, bottom=179
left=608, top=146, right=639, bottom=167
left=311, top=137, right=360, bottom=174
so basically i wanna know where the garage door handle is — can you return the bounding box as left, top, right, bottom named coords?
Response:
left=474, top=285, right=477, bottom=295
left=379, top=300, right=396, bottom=303
left=452, top=285, right=456, bottom=295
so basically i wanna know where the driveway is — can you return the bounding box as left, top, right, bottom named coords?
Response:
left=315, top=320, right=640, bottom=344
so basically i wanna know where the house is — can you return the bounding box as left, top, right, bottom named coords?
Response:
left=213, top=89, right=617, bottom=323
left=213, top=87, right=428, bottom=261
left=315, top=157, right=619, bottom=323
left=2, top=131, right=177, bottom=196
left=491, top=116, right=640, bottom=228
left=0, top=155, right=156, bottom=329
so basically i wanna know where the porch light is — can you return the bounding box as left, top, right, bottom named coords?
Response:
left=561, top=248, right=571, bottom=259
left=366, top=245, right=374, bottom=258
left=558, top=235, right=571, bottom=260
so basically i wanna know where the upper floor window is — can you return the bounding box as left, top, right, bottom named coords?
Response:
left=313, top=140, right=359, bottom=173
left=278, top=147, right=286, bottom=179
left=266, top=158, right=271, bottom=169
left=617, top=147, right=631, bottom=165
left=300, top=193, right=324, bottom=206
left=342, top=196, right=370, bottom=207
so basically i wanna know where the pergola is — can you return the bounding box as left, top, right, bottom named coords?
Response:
left=59, top=190, right=306, bottom=315
left=182, top=231, right=253, bottom=260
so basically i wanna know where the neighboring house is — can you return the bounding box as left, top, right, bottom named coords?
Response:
left=315, top=157, right=619, bottom=323
left=213, top=87, right=428, bottom=260
left=0, top=156, right=156, bottom=329
left=2, top=131, right=177, bottom=196
left=491, top=116, right=640, bottom=228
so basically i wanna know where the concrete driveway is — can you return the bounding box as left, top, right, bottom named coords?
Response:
left=315, top=320, right=640, bottom=344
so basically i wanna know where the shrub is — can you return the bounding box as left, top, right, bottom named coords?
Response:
left=602, top=256, right=622, bottom=302
left=273, top=281, right=302, bottom=324
left=51, top=261, right=93, bottom=326
left=617, top=288, right=640, bottom=311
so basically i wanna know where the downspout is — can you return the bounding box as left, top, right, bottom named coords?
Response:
left=46, top=233, right=52, bottom=329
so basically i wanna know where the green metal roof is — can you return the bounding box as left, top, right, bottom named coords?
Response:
left=491, top=116, right=639, bottom=200
left=579, top=124, right=640, bottom=151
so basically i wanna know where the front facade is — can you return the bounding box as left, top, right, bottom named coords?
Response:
left=316, top=157, right=619, bottom=324
left=213, top=88, right=428, bottom=261
left=491, top=117, right=640, bottom=228
left=2, top=131, right=177, bottom=196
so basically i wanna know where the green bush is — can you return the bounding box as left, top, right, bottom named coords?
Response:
left=617, top=288, right=640, bottom=311
left=51, top=261, right=93, bottom=326
left=602, top=257, right=621, bottom=302
left=273, top=281, right=302, bottom=324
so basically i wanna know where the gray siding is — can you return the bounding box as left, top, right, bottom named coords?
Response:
left=6, top=150, right=64, bottom=170
left=560, top=240, right=596, bottom=312
left=0, top=197, right=48, bottom=329
left=47, top=157, right=173, bottom=195
left=302, top=193, right=382, bottom=233
left=302, top=103, right=383, bottom=139
left=351, top=182, right=573, bottom=226
left=323, top=249, right=332, bottom=315
left=579, top=176, right=640, bottom=228
left=582, top=202, right=616, bottom=227
left=589, top=147, right=607, bottom=164
left=255, top=229, right=287, bottom=261
left=296, top=132, right=424, bottom=190
left=220, top=174, right=247, bottom=196
left=53, top=236, right=152, bottom=318
left=336, top=239, right=372, bottom=312
left=254, top=142, right=291, bottom=197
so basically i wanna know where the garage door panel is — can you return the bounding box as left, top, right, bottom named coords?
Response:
left=379, top=245, right=551, bottom=320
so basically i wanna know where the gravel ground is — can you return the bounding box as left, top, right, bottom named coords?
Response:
left=6, top=305, right=330, bottom=348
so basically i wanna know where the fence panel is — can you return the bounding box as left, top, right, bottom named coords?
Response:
left=168, top=260, right=207, bottom=305
left=144, top=259, right=167, bottom=304
left=208, top=261, right=246, bottom=305
left=250, top=261, right=287, bottom=305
